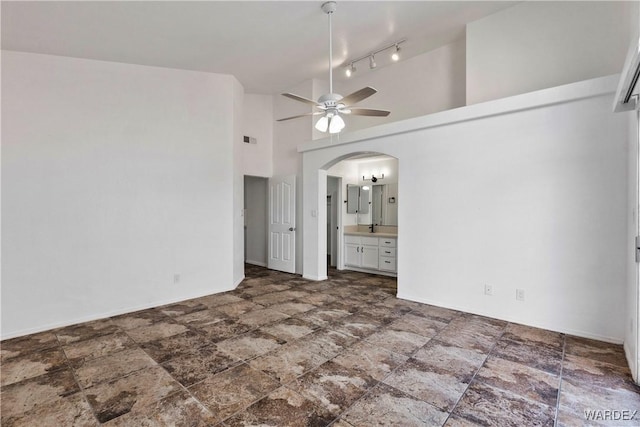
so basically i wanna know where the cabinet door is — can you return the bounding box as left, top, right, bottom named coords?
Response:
left=344, top=244, right=361, bottom=267
left=361, top=246, right=379, bottom=269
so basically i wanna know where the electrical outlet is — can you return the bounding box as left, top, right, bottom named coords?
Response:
left=484, top=284, right=493, bottom=296
left=173, top=274, right=181, bottom=284
left=516, top=289, right=525, bottom=301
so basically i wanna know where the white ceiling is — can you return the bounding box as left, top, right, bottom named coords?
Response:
left=1, top=1, right=516, bottom=94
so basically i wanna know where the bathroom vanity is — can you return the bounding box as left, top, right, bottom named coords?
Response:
left=343, top=226, right=397, bottom=276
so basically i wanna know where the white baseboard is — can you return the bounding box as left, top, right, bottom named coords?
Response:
left=302, top=274, right=329, bottom=281
left=397, top=292, right=624, bottom=345
left=1, top=285, right=237, bottom=340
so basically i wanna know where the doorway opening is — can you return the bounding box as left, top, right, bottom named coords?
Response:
left=243, top=176, right=268, bottom=267
left=327, top=176, right=340, bottom=268
left=322, top=153, right=399, bottom=285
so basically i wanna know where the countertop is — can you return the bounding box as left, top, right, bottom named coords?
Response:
left=344, top=231, right=398, bottom=238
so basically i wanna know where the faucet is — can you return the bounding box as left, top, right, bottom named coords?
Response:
left=369, top=223, right=375, bottom=233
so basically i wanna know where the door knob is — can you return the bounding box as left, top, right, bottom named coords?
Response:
left=289, top=227, right=296, bottom=231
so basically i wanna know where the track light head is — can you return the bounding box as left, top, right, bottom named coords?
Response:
left=345, top=63, right=356, bottom=77
left=391, top=44, right=400, bottom=61
left=369, top=55, right=376, bottom=69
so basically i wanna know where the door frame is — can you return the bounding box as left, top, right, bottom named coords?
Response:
left=327, top=175, right=343, bottom=271
left=629, top=108, right=640, bottom=384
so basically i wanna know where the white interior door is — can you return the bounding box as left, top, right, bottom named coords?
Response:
left=268, top=175, right=296, bottom=273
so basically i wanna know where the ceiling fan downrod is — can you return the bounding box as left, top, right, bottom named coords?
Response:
left=322, top=1, right=337, bottom=95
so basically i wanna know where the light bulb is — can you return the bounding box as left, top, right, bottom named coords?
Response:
left=315, top=115, right=329, bottom=132
left=345, top=68, right=352, bottom=77
left=329, top=114, right=345, bottom=133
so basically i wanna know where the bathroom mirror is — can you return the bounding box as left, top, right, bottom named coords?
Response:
left=359, top=186, right=370, bottom=214
left=359, top=184, right=398, bottom=226
left=346, top=184, right=360, bottom=214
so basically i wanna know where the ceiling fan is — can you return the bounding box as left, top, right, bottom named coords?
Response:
left=276, top=1, right=390, bottom=134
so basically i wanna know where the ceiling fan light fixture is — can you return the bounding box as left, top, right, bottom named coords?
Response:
left=315, top=115, right=329, bottom=132
left=329, top=114, right=345, bottom=133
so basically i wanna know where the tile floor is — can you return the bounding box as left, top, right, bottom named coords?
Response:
left=1, top=264, right=639, bottom=426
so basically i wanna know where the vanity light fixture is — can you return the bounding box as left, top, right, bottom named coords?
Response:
left=344, top=39, right=406, bottom=77
left=363, top=174, right=384, bottom=183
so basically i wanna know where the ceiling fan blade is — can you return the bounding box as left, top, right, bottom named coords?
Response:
left=345, top=108, right=390, bottom=117
left=276, top=112, right=323, bottom=122
left=281, top=93, right=320, bottom=107
left=340, top=87, right=377, bottom=106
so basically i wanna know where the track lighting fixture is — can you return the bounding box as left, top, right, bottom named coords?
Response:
left=343, top=39, right=406, bottom=77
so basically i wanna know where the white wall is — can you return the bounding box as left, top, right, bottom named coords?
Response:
left=232, top=79, right=245, bottom=287
left=242, top=93, right=273, bottom=177
left=467, top=1, right=631, bottom=105
left=244, top=176, right=268, bottom=266
left=1, top=51, right=242, bottom=338
left=273, top=80, right=315, bottom=176
left=302, top=76, right=628, bottom=342
left=334, top=39, right=466, bottom=133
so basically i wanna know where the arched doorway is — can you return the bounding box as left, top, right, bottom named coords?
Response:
left=302, top=147, right=402, bottom=288
left=325, top=154, right=399, bottom=279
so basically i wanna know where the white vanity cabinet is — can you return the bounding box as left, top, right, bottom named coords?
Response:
left=344, top=235, right=379, bottom=269
left=344, top=234, right=397, bottom=275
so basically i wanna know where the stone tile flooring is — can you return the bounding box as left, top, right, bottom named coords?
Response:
left=2, top=264, right=639, bottom=426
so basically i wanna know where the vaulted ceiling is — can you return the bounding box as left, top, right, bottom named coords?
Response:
left=1, top=1, right=516, bottom=94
